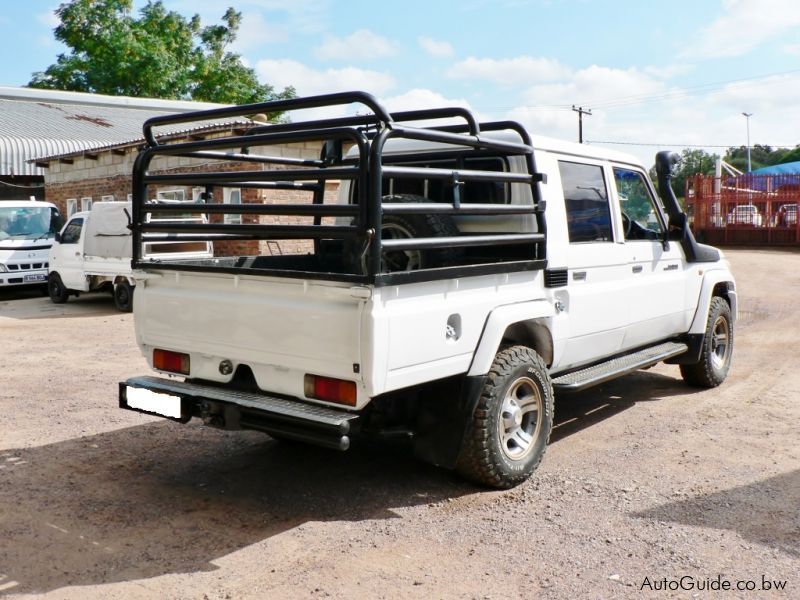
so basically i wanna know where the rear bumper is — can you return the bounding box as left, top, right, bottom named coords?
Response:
left=119, top=376, right=359, bottom=451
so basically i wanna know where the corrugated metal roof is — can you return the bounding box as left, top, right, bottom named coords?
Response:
left=0, top=87, right=227, bottom=176
left=30, top=119, right=253, bottom=165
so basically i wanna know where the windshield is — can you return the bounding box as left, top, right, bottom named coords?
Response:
left=0, top=206, right=64, bottom=242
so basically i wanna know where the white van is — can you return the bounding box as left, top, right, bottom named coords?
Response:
left=48, top=201, right=212, bottom=311
left=0, top=199, right=63, bottom=289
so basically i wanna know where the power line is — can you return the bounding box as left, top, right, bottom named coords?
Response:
left=473, top=67, right=800, bottom=113
left=586, top=140, right=797, bottom=148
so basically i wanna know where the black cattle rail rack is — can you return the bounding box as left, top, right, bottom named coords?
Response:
left=131, top=90, right=547, bottom=285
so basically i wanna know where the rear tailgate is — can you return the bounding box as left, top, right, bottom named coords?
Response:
left=134, top=270, right=368, bottom=405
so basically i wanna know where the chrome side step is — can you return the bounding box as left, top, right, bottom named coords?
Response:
left=552, top=341, right=688, bottom=392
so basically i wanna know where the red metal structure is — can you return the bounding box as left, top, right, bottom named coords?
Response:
left=686, top=173, right=800, bottom=245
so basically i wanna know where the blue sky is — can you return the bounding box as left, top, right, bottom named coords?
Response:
left=1, top=0, right=800, bottom=166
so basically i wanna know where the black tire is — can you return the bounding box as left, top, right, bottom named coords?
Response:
left=47, top=272, right=69, bottom=304
left=680, top=296, right=733, bottom=388
left=456, top=345, right=554, bottom=489
left=353, top=194, right=462, bottom=273
left=113, top=280, right=134, bottom=312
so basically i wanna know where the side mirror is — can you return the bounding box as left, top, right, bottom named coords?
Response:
left=54, top=232, right=62, bottom=243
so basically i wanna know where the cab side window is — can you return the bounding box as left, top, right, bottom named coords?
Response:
left=558, top=161, right=612, bottom=243
left=613, top=168, right=665, bottom=241
left=60, top=218, right=84, bottom=244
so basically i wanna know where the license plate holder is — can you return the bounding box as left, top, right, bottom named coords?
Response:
left=24, top=274, right=46, bottom=282
left=124, top=386, right=182, bottom=419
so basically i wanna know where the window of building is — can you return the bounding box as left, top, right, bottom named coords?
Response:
left=66, top=198, right=78, bottom=217
left=101, top=194, right=115, bottom=202
left=80, top=197, right=92, bottom=212
left=558, top=161, right=612, bottom=243
left=223, top=188, right=242, bottom=224
left=156, top=189, right=186, bottom=202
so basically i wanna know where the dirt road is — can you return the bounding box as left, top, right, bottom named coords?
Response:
left=1, top=248, right=798, bottom=599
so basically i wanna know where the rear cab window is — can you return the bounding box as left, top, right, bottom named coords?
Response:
left=353, top=156, right=511, bottom=204
left=558, top=161, right=612, bottom=243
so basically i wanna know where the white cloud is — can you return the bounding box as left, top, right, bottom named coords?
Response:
left=314, top=29, right=397, bottom=61
left=447, top=56, right=570, bottom=85
left=682, top=0, right=800, bottom=59
left=783, top=43, right=800, bottom=55
left=230, top=12, right=289, bottom=52
left=643, top=63, right=695, bottom=80
left=37, top=9, right=59, bottom=28
left=171, top=0, right=331, bottom=35
left=505, top=66, right=800, bottom=167
left=380, top=89, right=475, bottom=126
left=255, top=58, right=396, bottom=97
left=418, top=36, right=454, bottom=58
left=521, top=65, right=667, bottom=110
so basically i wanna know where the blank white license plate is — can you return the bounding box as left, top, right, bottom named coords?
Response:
left=126, top=387, right=182, bottom=418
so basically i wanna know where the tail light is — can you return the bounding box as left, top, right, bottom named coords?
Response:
left=153, top=349, right=190, bottom=375
left=304, top=374, right=357, bottom=406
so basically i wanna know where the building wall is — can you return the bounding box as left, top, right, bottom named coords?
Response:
left=0, top=176, right=45, bottom=201
left=42, top=140, right=340, bottom=257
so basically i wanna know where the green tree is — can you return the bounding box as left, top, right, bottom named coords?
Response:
left=668, top=148, right=718, bottom=200
left=777, top=145, right=800, bottom=165
left=724, top=144, right=794, bottom=171
left=29, top=0, right=294, bottom=107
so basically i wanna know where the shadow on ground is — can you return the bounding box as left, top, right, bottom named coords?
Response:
left=0, top=292, right=119, bottom=320
left=0, top=422, right=471, bottom=595
left=551, top=369, right=698, bottom=443
left=0, top=368, right=697, bottom=594
left=632, top=469, right=800, bottom=558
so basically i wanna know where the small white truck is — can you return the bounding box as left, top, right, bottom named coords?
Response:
left=0, top=199, right=63, bottom=289
left=118, top=92, right=736, bottom=488
left=48, top=201, right=211, bottom=311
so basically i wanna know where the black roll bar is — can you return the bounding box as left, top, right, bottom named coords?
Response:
left=131, top=91, right=548, bottom=284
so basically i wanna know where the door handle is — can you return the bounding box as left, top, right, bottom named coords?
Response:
left=632, top=265, right=643, bottom=273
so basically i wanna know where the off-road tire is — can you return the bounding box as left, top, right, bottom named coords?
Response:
left=47, top=272, right=69, bottom=304
left=456, top=345, right=554, bottom=489
left=353, top=194, right=463, bottom=273
left=113, top=280, right=134, bottom=312
left=680, top=296, right=733, bottom=388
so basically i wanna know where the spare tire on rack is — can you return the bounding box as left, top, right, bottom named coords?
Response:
left=361, top=194, right=463, bottom=273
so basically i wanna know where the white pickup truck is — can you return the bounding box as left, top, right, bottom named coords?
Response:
left=119, top=92, right=736, bottom=488
left=0, top=199, right=63, bottom=289
left=49, top=201, right=211, bottom=311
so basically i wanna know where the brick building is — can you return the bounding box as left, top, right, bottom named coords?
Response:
left=33, top=124, right=336, bottom=257
left=0, top=86, right=225, bottom=202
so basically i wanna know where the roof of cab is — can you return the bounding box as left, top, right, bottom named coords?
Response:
left=350, top=126, right=648, bottom=169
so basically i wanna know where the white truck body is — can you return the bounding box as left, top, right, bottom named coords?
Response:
left=49, top=201, right=212, bottom=310
left=0, top=199, right=63, bottom=288
left=119, top=92, right=737, bottom=488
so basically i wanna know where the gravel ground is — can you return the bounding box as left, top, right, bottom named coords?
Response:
left=0, top=248, right=798, bottom=599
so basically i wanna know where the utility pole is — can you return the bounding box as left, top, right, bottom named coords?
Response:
left=741, top=112, right=753, bottom=172
left=572, top=105, right=592, bottom=143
